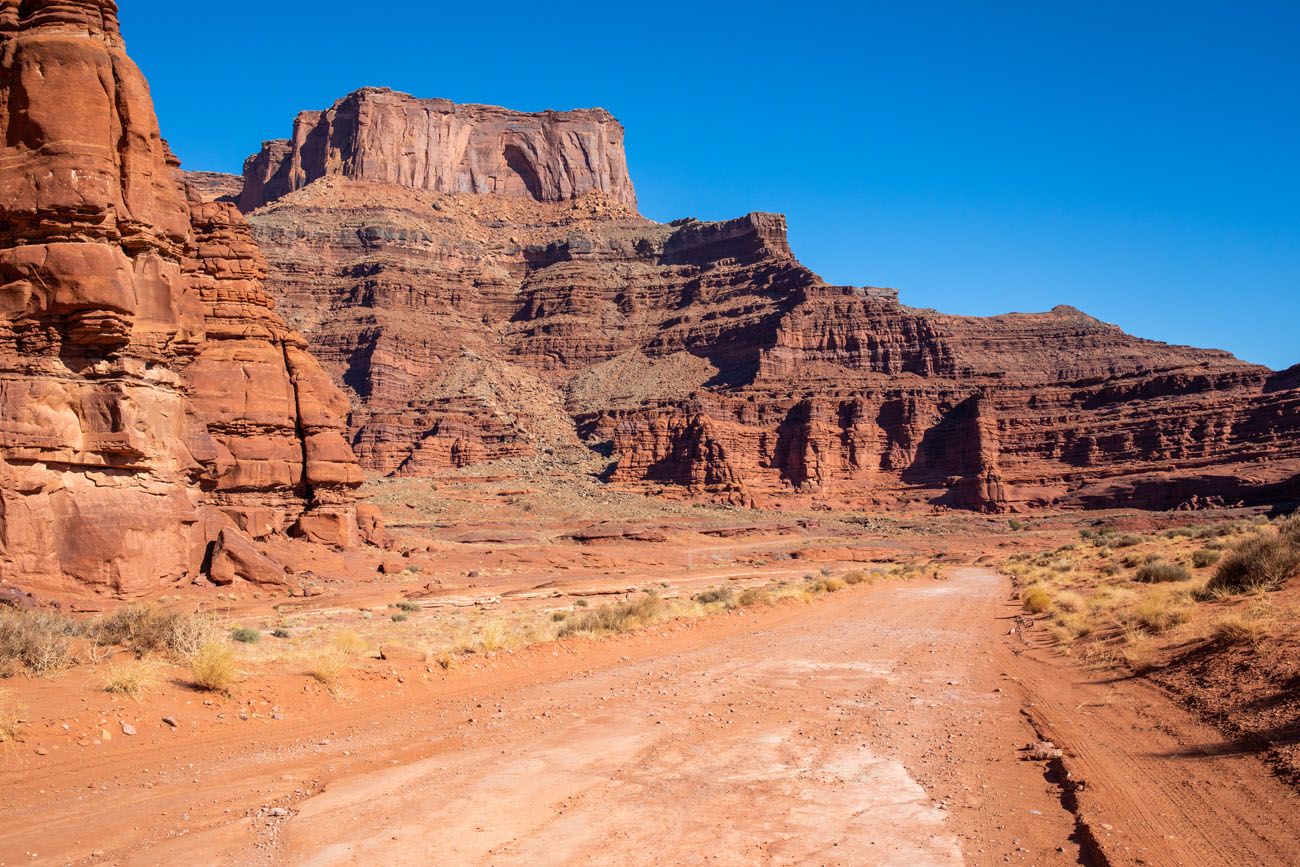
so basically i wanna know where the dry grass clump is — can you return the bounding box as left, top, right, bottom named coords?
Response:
left=0, top=609, right=78, bottom=675
left=558, top=591, right=665, bottom=638
left=477, top=619, right=509, bottom=652
left=190, top=641, right=238, bottom=693
left=841, top=570, right=874, bottom=586
left=102, top=659, right=160, bottom=699
left=0, top=689, right=23, bottom=743
left=1127, top=593, right=1194, bottom=634
left=694, top=587, right=736, bottom=606
left=309, top=649, right=352, bottom=686
left=738, top=586, right=775, bottom=607
left=1135, top=560, right=1191, bottom=584
left=1021, top=585, right=1052, bottom=614
left=95, top=606, right=219, bottom=660
left=1052, top=590, right=1087, bottom=614
left=1191, top=548, right=1221, bottom=569
left=1207, top=531, right=1300, bottom=595
left=331, top=630, right=370, bottom=656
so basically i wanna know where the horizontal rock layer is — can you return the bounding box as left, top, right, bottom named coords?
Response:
left=232, top=144, right=1300, bottom=512
left=239, top=88, right=636, bottom=212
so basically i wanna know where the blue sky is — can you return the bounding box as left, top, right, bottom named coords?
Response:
left=122, top=1, right=1298, bottom=370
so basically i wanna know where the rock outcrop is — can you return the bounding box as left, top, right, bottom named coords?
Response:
left=238, top=88, right=636, bottom=212
left=0, top=0, right=366, bottom=597
left=228, top=87, right=1300, bottom=513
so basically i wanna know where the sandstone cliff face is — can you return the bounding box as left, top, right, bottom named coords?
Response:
left=0, top=1, right=366, bottom=597
left=239, top=88, right=636, bottom=212
left=229, top=91, right=1300, bottom=514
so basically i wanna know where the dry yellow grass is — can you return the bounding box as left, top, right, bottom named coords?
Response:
left=477, top=619, right=509, bottom=651
left=1021, top=585, right=1052, bottom=614
left=309, top=649, right=352, bottom=686
left=102, top=659, right=160, bottom=699
left=0, top=689, right=23, bottom=744
left=331, top=630, right=370, bottom=656
left=190, top=641, right=238, bottom=693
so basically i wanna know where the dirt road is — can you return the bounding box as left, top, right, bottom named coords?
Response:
left=4, top=568, right=1298, bottom=865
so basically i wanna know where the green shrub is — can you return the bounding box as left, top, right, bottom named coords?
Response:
left=230, top=627, right=261, bottom=644
left=1113, top=534, right=1144, bottom=548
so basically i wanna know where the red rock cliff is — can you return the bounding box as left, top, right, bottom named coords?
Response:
left=226, top=91, right=1300, bottom=514
left=0, top=0, right=366, bottom=597
left=239, top=88, right=636, bottom=212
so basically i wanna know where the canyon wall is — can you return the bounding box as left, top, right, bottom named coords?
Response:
left=222, top=95, right=1300, bottom=512
left=239, top=88, right=636, bottom=212
left=0, top=0, right=366, bottom=597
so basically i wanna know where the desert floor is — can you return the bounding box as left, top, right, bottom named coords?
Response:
left=4, top=551, right=1298, bottom=865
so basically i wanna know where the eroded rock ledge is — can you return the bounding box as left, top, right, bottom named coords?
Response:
left=0, top=0, right=370, bottom=597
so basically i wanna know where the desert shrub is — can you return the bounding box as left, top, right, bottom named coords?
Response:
left=1129, top=594, right=1194, bottom=633
left=271, top=629, right=291, bottom=639
left=1135, top=561, right=1191, bottom=584
left=1021, top=586, right=1052, bottom=614
left=190, top=642, right=237, bottom=693
left=738, top=587, right=774, bottom=607
left=1113, top=534, right=1144, bottom=548
left=1008, top=519, right=1024, bottom=531
left=1209, top=613, right=1270, bottom=645
left=477, top=620, right=508, bottom=651
left=1099, top=563, right=1120, bottom=577
left=558, top=592, right=665, bottom=637
left=574, top=598, right=589, bottom=608
left=95, top=607, right=217, bottom=660
left=1191, top=549, right=1221, bottom=569
left=550, top=611, right=567, bottom=622
left=1120, top=553, right=1144, bottom=568
left=310, top=650, right=351, bottom=686
left=395, top=601, right=421, bottom=613
left=331, top=630, right=369, bottom=656
left=842, top=570, right=871, bottom=586
left=1053, top=590, right=1086, bottom=614
left=0, top=610, right=78, bottom=675
left=0, top=689, right=23, bottom=743
left=694, top=587, right=736, bottom=606
left=1208, top=534, right=1300, bottom=594
left=102, top=659, right=159, bottom=699
left=391, top=613, right=409, bottom=623
left=230, top=627, right=261, bottom=644
left=1278, top=513, right=1300, bottom=546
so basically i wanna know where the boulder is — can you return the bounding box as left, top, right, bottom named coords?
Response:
left=208, top=528, right=289, bottom=587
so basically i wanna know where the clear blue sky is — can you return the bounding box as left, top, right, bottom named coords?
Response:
left=122, top=1, right=1298, bottom=370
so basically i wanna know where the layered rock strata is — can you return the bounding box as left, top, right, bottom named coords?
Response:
left=223, top=90, right=1300, bottom=513
left=239, top=88, right=636, bottom=212
left=0, top=0, right=366, bottom=597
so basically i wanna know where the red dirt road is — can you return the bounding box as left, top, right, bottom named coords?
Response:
left=4, top=568, right=1298, bottom=865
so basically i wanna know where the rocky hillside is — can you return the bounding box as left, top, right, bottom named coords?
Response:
left=208, top=88, right=1300, bottom=513
left=0, top=0, right=370, bottom=598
